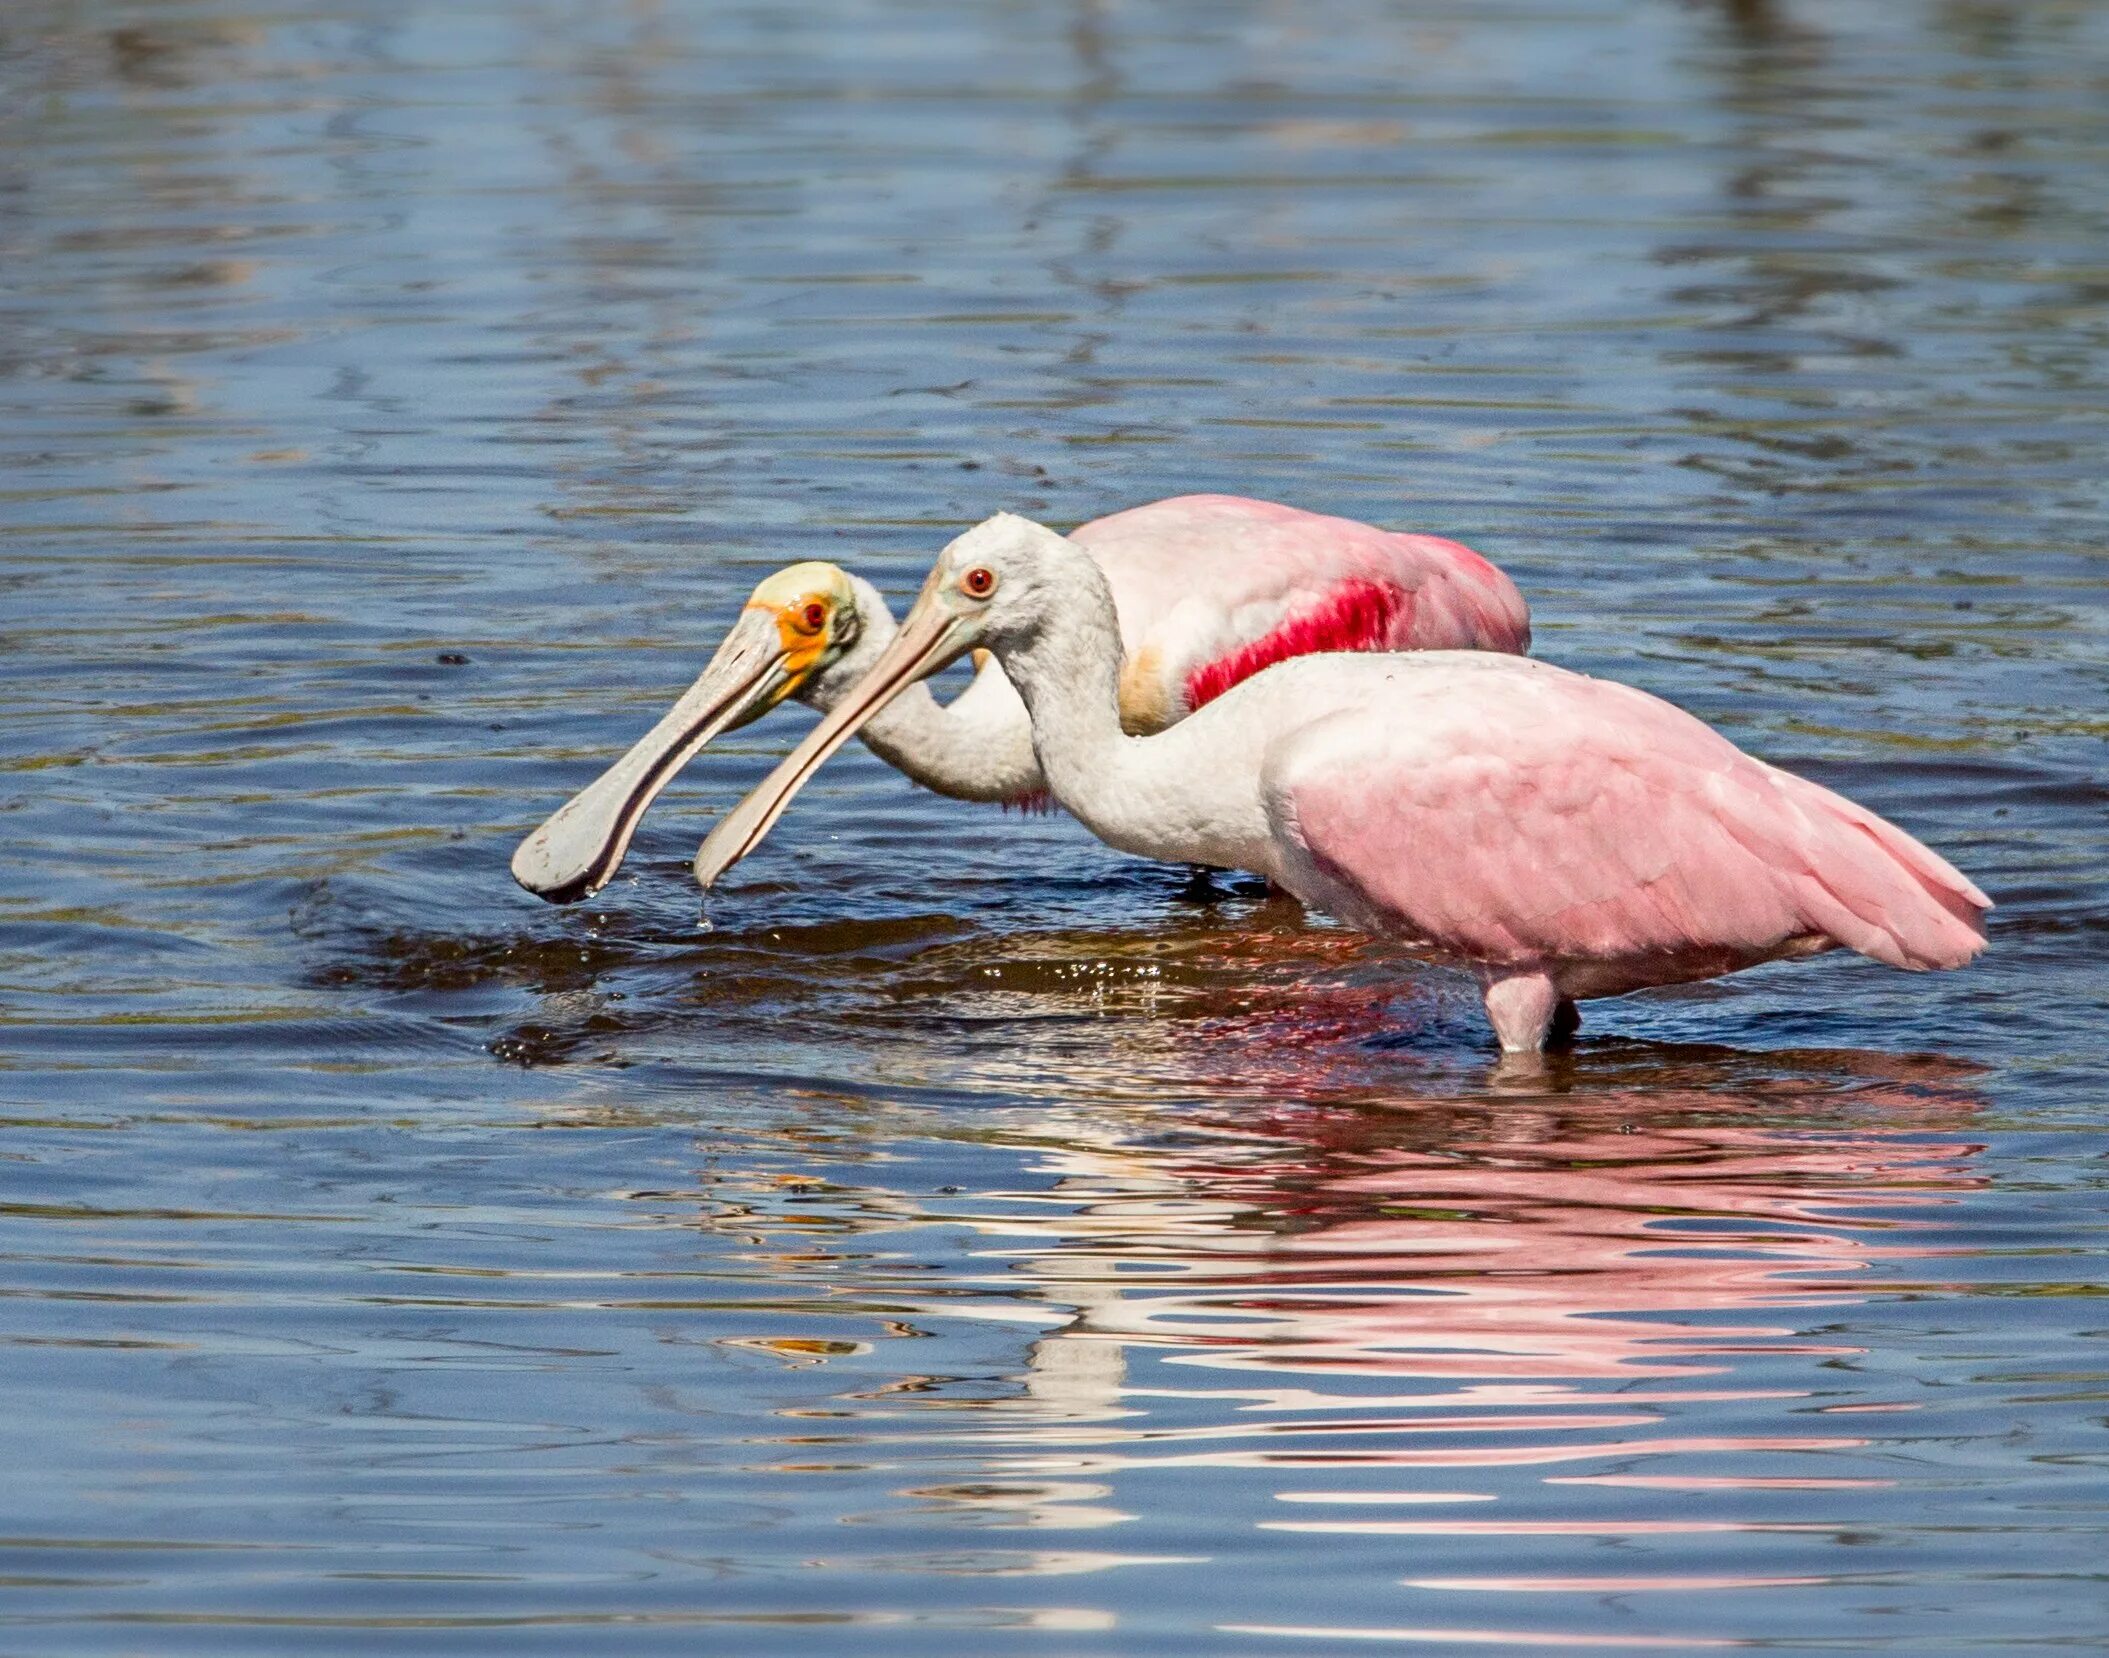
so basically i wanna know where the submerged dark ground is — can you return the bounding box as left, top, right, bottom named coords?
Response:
left=2, top=1, right=2107, bottom=1652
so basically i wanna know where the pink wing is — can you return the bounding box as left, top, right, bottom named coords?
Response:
left=1266, top=659, right=1989, bottom=981
left=1071, top=495, right=1531, bottom=719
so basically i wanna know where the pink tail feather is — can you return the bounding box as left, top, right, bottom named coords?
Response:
left=1783, top=772, right=1990, bottom=971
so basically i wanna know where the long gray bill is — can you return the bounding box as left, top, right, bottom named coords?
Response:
left=511, top=611, right=789, bottom=904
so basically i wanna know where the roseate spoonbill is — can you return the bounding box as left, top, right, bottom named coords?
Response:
left=693, top=514, right=1989, bottom=1053
left=512, top=495, right=1530, bottom=903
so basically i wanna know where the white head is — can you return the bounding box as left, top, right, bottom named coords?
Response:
left=510, top=560, right=872, bottom=903
left=889, top=511, right=1097, bottom=658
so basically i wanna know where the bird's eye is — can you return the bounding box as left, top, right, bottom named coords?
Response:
left=962, top=566, right=996, bottom=599
left=798, top=600, right=828, bottom=633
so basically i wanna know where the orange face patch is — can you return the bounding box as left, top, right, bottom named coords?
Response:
left=757, top=596, right=834, bottom=681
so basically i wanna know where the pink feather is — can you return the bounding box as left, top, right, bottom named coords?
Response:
left=1072, top=494, right=1531, bottom=721
left=1267, top=659, right=1988, bottom=1006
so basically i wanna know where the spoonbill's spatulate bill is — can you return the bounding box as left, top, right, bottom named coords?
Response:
left=694, top=514, right=1990, bottom=1054
left=512, top=494, right=1530, bottom=903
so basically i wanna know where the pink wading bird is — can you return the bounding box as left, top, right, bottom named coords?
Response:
left=691, top=514, right=1990, bottom=1054
left=512, top=494, right=1529, bottom=903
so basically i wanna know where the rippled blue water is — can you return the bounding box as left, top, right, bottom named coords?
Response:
left=2, top=1, right=2105, bottom=1652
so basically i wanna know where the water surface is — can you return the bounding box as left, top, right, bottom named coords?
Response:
left=2, top=1, right=2106, bottom=1652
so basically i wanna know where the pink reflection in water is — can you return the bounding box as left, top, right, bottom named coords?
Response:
left=707, top=1050, right=1983, bottom=1552
left=1005, top=1085, right=1985, bottom=1404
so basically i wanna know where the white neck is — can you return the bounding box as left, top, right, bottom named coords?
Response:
left=989, top=556, right=1276, bottom=872
left=800, top=576, right=1046, bottom=803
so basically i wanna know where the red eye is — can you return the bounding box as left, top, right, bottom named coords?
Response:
left=801, top=601, right=827, bottom=632
left=962, top=566, right=996, bottom=598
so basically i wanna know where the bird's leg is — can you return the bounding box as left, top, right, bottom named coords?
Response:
left=1175, top=864, right=1224, bottom=904
left=1481, top=972, right=1562, bottom=1053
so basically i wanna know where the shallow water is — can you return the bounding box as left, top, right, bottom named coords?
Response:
left=2, top=0, right=2106, bottom=1652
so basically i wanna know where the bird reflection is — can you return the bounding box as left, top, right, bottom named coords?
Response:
left=1007, top=1095, right=1983, bottom=1400
left=691, top=1066, right=1983, bottom=1539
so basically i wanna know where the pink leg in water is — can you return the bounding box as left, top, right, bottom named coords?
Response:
left=1481, top=972, right=1579, bottom=1053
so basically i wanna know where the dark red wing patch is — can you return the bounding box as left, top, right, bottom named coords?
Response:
left=1183, top=579, right=1410, bottom=712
